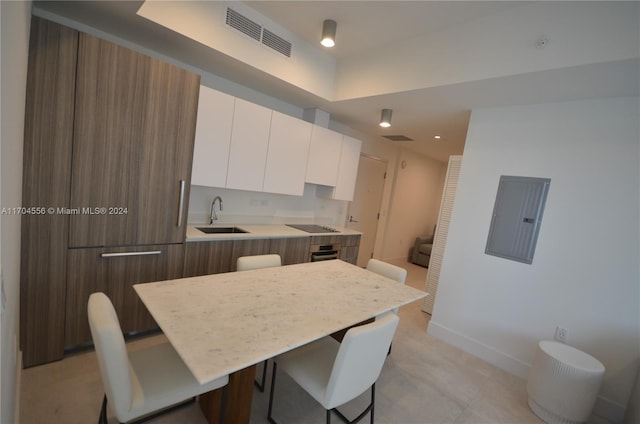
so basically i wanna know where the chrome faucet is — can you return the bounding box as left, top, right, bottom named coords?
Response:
left=210, top=196, right=223, bottom=224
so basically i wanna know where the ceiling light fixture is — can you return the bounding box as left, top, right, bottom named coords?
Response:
left=434, top=135, right=441, bottom=139
left=321, top=19, right=337, bottom=47
left=379, top=109, right=392, bottom=128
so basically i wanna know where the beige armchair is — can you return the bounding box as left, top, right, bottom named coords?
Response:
left=410, top=235, right=433, bottom=267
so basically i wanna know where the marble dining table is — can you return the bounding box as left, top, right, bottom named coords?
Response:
left=134, top=259, right=428, bottom=424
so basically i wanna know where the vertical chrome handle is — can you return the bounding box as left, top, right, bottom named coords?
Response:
left=177, top=180, right=186, bottom=227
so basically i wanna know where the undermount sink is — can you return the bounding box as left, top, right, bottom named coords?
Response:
left=197, top=226, right=248, bottom=234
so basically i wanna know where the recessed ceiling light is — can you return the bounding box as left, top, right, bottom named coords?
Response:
left=434, top=135, right=441, bottom=139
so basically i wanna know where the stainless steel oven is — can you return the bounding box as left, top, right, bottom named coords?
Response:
left=309, top=243, right=341, bottom=262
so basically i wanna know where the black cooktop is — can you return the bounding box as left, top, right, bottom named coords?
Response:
left=286, top=224, right=339, bottom=233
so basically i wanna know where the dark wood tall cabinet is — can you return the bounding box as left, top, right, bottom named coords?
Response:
left=69, top=32, right=198, bottom=247
left=20, top=17, right=78, bottom=368
left=21, top=17, right=200, bottom=367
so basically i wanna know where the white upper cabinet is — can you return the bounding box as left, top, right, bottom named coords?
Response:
left=305, top=125, right=343, bottom=186
left=191, top=86, right=235, bottom=188
left=333, top=136, right=362, bottom=201
left=191, top=86, right=361, bottom=199
left=226, top=98, right=272, bottom=192
left=263, top=111, right=312, bottom=196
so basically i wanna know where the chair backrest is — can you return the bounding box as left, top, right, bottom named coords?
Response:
left=366, top=259, right=407, bottom=284
left=88, top=292, right=132, bottom=419
left=324, top=313, right=400, bottom=409
left=237, top=254, right=282, bottom=271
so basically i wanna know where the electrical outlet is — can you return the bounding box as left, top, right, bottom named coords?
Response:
left=555, top=326, right=569, bottom=343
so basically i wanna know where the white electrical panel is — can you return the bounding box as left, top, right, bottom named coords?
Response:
left=485, top=176, right=551, bottom=264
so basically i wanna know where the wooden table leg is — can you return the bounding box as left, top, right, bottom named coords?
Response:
left=199, top=365, right=257, bottom=424
left=330, top=318, right=374, bottom=342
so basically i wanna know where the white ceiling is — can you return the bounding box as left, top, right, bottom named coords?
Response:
left=246, top=1, right=522, bottom=59
left=33, top=1, right=640, bottom=163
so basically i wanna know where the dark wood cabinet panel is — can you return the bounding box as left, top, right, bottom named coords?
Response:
left=310, top=234, right=361, bottom=265
left=340, top=235, right=361, bottom=247
left=310, top=235, right=341, bottom=245
left=339, top=246, right=360, bottom=264
left=65, top=244, right=185, bottom=346
left=184, top=236, right=313, bottom=277
left=230, top=239, right=271, bottom=271
left=183, top=240, right=234, bottom=277
left=339, top=235, right=361, bottom=264
left=69, top=33, right=200, bottom=247
left=20, top=17, right=79, bottom=367
left=270, top=237, right=311, bottom=265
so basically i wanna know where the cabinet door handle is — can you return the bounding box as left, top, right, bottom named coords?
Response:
left=101, top=251, right=162, bottom=258
left=177, top=179, right=186, bottom=227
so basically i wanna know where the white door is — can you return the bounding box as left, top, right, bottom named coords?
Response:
left=346, top=154, right=387, bottom=267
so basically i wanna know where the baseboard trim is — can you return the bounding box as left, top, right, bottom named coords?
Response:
left=427, top=320, right=626, bottom=423
left=594, top=395, right=626, bottom=424
left=427, top=320, right=530, bottom=379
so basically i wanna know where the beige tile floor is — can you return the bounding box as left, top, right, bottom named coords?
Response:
left=17, top=260, right=605, bottom=424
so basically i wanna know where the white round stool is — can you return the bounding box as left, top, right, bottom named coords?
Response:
left=527, top=341, right=605, bottom=424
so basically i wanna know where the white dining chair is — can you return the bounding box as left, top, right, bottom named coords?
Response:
left=88, top=292, right=229, bottom=424
left=366, top=259, right=407, bottom=356
left=366, top=258, right=407, bottom=284
left=267, top=313, right=400, bottom=424
left=237, top=253, right=282, bottom=271
left=366, top=259, right=406, bottom=315
left=236, top=253, right=282, bottom=391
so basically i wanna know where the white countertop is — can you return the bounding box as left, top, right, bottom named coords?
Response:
left=134, top=260, right=427, bottom=384
left=186, top=224, right=361, bottom=241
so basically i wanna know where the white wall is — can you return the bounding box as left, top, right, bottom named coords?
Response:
left=1, top=2, right=31, bottom=423
left=623, top=365, right=640, bottom=424
left=381, top=149, right=446, bottom=261
left=429, top=97, right=640, bottom=421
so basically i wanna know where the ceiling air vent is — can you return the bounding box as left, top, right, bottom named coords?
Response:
left=382, top=135, right=414, bottom=141
left=226, top=7, right=293, bottom=58
left=226, top=7, right=261, bottom=42
left=262, top=28, right=292, bottom=58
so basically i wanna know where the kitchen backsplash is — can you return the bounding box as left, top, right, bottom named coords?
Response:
left=188, top=184, right=349, bottom=226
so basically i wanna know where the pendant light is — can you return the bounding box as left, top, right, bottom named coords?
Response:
left=379, top=109, right=392, bottom=128
left=321, top=19, right=337, bottom=47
